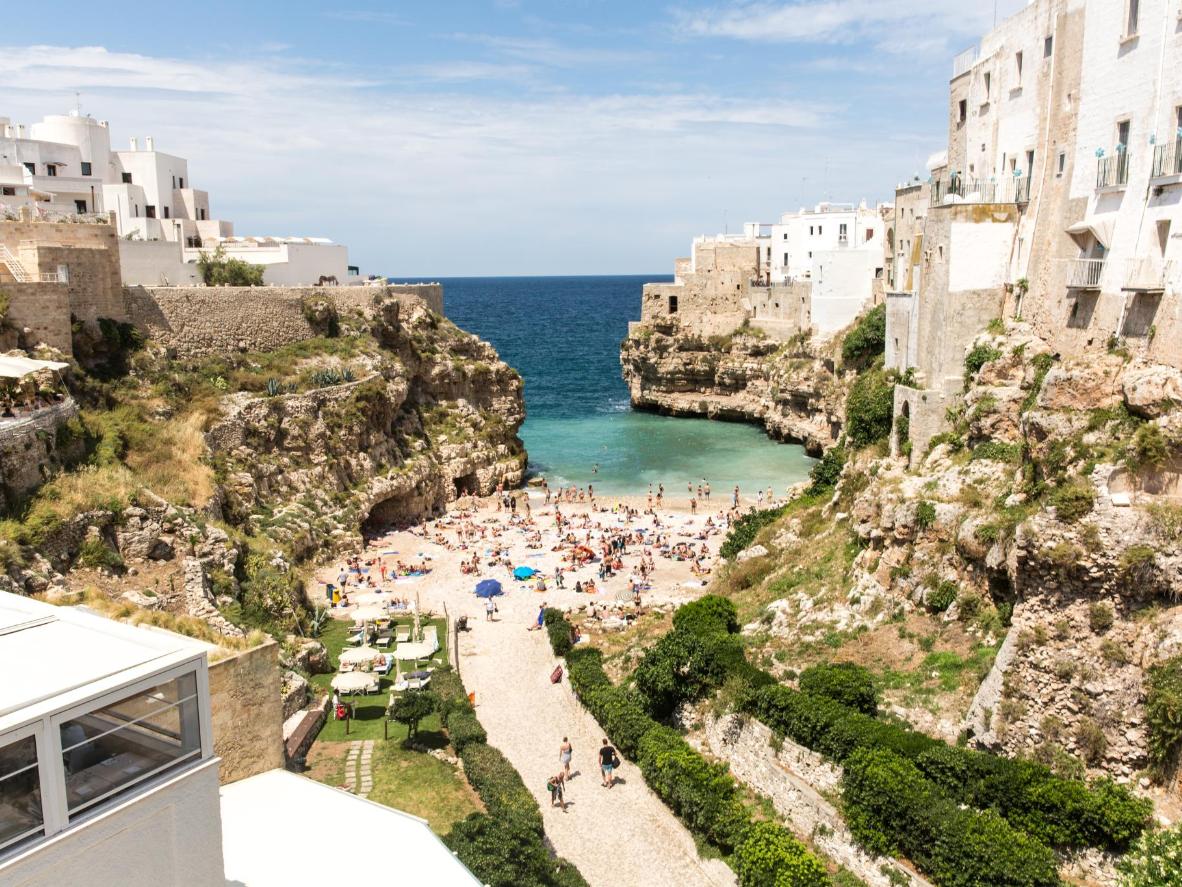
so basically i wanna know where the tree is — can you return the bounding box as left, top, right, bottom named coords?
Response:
left=388, top=689, right=438, bottom=741
left=197, top=244, right=265, bottom=287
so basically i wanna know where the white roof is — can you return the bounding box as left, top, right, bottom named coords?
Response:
left=927, top=150, right=949, bottom=171
left=219, top=769, right=481, bottom=886
left=0, top=592, right=208, bottom=727
left=0, top=354, right=69, bottom=380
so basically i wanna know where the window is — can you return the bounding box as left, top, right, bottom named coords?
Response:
left=121, top=172, right=132, bottom=184
left=984, top=71, right=992, bottom=101
left=1044, top=35, right=1053, bottom=58
left=59, top=672, right=201, bottom=820
left=178, top=177, right=185, bottom=189
left=818, top=226, right=823, bottom=235
left=1026, top=150, right=1035, bottom=176
left=668, top=296, right=678, bottom=314
left=163, top=207, right=170, bottom=219
left=74, top=200, right=87, bottom=213
left=1057, top=151, right=1066, bottom=176
left=1015, top=51, right=1024, bottom=85
left=145, top=205, right=156, bottom=219
left=782, top=232, right=788, bottom=240
left=1125, top=0, right=1139, bottom=37
left=80, top=161, right=92, bottom=176
left=23, top=162, right=34, bottom=175
left=198, top=208, right=206, bottom=221
left=0, top=733, right=43, bottom=854
left=839, top=223, right=848, bottom=241
left=782, top=252, right=789, bottom=265
left=171, top=175, right=176, bottom=189
left=958, top=99, right=967, bottom=123
left=1117, top=119, right=1131, bottom=150
left=1, top=187, right=13, bottom=196
left=875, top=267, right=884, bottom=279
left=45, top=164, right=57, bottom=178
left=866, top=228, right=874, bottom=241
left=809, top=225, right=814, bottom=235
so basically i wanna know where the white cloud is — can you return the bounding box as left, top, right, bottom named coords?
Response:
left=674, top=0, right=1029, bottom=56
left=1, top=44, right=921, bottom=275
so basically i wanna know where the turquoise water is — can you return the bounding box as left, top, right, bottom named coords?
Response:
left=411, top=275, right=815, bottom=495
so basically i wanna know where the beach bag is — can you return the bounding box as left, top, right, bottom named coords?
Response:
left=550, top=666, right=563, bottom=684
left=611, top=751, right=621, bottom=768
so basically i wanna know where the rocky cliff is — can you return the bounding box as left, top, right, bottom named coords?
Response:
left=620, top=317, right=846, bottom=455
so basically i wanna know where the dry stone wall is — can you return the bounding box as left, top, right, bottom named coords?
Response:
left=207, top=640, right=285, bottom=784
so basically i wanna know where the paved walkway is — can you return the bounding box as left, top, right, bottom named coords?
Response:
left=342, top=739, right=375, bottom=799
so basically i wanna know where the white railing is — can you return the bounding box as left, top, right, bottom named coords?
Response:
left=1066, top=258, right=1105, bottom=289
left=930, top=175, right=1030, bottom=206
left=952, top=45, right=979, bottom=78
left=0, top=244, right=30, bottom=282
left=1124, top=258, right=1175, bottom=291
left=37, top=271, right=62, bottom=283
left=1096, top=153, right=1131, bottom=189
left=1152, top=139, right=1182, bottom=178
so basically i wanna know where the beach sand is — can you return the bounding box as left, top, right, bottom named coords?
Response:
left=317, top=489, right=738, bottom=887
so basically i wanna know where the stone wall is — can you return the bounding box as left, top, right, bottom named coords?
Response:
left=2, top=282, right=73, bottom=352
left=703, top=713, right=930, bottom=887
left=0, top=399, right=81, bottom=511
left=125, top=284, right=441, bottom=358
left=207, top=640, right=285, bottom=785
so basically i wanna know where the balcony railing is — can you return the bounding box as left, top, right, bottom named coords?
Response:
left=1066, top=258, right=1105, bottom=289
left=1152, top=139, right=1182, bottom=178
left=952, top=45, right=979, bottom=78
left=1096, top=153, right=1131, bottom=189
left=930, top=175, right=1031, bottom=206
left=1123, top=258, right=1176, bottom=292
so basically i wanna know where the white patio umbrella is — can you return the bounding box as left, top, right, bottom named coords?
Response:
left=339, top=645, right=381, bottom=666
left=351, top=605, right=386, bottom=622
left=331, top=671, right=377, bottom=693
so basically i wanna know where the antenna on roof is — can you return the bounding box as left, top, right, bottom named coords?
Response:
left=74, top=91, right=82, bottom=115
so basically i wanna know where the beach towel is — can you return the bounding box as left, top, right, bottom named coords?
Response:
left=550, top=666, right=563, bottom=684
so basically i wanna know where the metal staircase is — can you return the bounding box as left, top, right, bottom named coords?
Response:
left=0, top=244, right=30, bottom=282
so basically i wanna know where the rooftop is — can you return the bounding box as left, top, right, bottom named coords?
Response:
left=219, top=769, right=481, bottom=886
left=0, top=592, right=210, bottom=730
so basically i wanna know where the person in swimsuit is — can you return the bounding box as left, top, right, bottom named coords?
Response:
left=559, top=737, right=573, bottom=777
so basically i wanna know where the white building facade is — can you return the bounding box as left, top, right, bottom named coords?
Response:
left=1, top=111, right=353, bottom=286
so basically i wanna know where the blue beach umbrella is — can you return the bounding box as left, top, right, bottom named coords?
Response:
left=475, top=579, right=503, bottom=598
left=513, top=566, right=536, bottom=580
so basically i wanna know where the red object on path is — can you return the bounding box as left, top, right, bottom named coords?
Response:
left=550, top=666, right=563, bottom=684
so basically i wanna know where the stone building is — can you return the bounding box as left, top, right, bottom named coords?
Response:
left=1, top=111, right=352, bottom=286
left=889, top=0, right=1182, bottom=457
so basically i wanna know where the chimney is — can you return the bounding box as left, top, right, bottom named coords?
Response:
left=130, top=137, right=138, bottom=151
left=145, top=137, right=154, bottom=152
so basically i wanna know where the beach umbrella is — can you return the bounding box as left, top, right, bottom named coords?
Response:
left=331, top=671, right=377, bottom=693
left=475, top=579, right=503, bottom=598
left=339, top=645, right=381, bottom=665
left=513, top=566, right=536, bottom=580
left=351, top=605, right=385, bottom=622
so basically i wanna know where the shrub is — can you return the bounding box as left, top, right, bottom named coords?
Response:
left=544, top=608, right=573, bottom=656
left=842, top=747, right=1059, bottom=887
left=387, top=689, right=438, bottom=741
left=76, top=536, right=124, bottom=571
left=732, top=821, right=828, bottom=887
left=1048, top=479, right=1095, bottom=522
left=1146, top=655, right=1182, bottom=769
left=1075, top=718, right=1108, bottom=765
left=971, top=441, right=1022, bottom=463
left=1130, top=423, right=1169, bottom=469
left=925, top=580, right=957, bottom=613
left=964, top=343, right=1002, bottom=379
left=798, top=662, right=878, bottom=716
left=672, top=595, right=739, bottom=636
left=845, top=368, right=895, bottom=448
left=459, top=742, right=543, bottom=833
left=1088, top=602, right=1114, bottom=633
left=915, top=500, right=936, bottom=530
left=444, top=813, right=587, bottom=887
left=1117, top=822, right=1182, bottom=887
left=634, top=629, right=732, bottom=718
left=197, top=244, right=265, bottom=286
left=841, top=303, right=886, bottom=368
left=807, top=441, right=846, bottom=495
left=720, top=506, right=786, bottom=559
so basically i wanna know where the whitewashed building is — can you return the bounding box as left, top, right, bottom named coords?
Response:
left=0, top=592, right=480, bottom=886
left=0, top=112, right=353, bottom=286
left=889, top=0, right=1182, bottom=456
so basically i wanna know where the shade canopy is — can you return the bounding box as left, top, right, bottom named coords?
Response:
left=339, top=645, right=381, bottom=665
left=351, top=605, right=386, bottom=622
left=0, top=355, right=69, bottom=380
left=394, top=641, right=436, bottom=661
left=1065, top=216, right=1114, bottom=250
left=331, top=671, right=378, bottom=692
left=513, top=566, right=536, bottom=579
left=474, top=579, right=503, bottom=598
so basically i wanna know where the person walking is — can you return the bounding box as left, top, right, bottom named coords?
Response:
left=485, top=598, right=496, bottom=621
left=599, top=738, right=618, bottom=788
left=547, top=770, right=567, bottom=810
left=559, top=737, right=573, bottom=778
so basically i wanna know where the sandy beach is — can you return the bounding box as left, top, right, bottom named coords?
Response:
left=317, top=487, right=740, bottom=887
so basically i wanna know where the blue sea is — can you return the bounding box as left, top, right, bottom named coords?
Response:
left=403, top=275, right=814, bottom=496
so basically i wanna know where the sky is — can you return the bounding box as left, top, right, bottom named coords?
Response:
left=1, top=0, right=1026, bottom=277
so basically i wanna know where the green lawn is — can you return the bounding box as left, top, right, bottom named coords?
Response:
left=309, top=614, right=450, bottom=742
left=366, top=741, right=484, bottom=833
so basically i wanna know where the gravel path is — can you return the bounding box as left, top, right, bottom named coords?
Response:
left=327, top=494, right=738, bottom=887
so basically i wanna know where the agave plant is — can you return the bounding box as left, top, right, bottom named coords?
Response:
left=265, top=377, right=282, bottom=397
left=308, top=606, right=331, bottom=638
left=341, top=368, right=356, bottom=383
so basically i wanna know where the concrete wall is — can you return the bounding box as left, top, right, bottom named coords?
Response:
left=207, top=641, right=284, bottom=785
left=1, top=758, right=225, bottom=887
left=812, top=247, right=881, bottom=334
left=125, top=284, right=442, bottom=358
left=884, top=290, right=918, bottom=372
left=119, top=239, right=201, bottom=287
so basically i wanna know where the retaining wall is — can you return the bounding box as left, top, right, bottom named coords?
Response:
left=208, top=640, right=285, bottom=785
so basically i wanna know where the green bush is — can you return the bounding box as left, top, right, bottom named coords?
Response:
left=672, top=594, right=739, bottom=636
left=845, top=368, right=895, bottom=448
left=720, top=506, right=786, bottom=559
left=544, top=608, right=573, bottom=656
left=1147, top=655, right=1182, bottom=769
left=1130, top=423, right=1169, bottom=469
left=434, top=670, right=487, bottom=752
left=971, top=441, right=1023, bottom=463
left=444, top=813, right=588, bottom=887
left=842, top=747, right=1060, bottom=887
left=634, top=629, right=743, bottom=718
left=1048, top=479, right=1095, bottom=522
left=925, top=580, right=957, bottom=613
left=841, top=303, right=886, bottom=368
left=76, top=536, right=125, bottom=571
left=197, top=244, right=265, bottom=286
left=732, top=820, right=828, bottom=887
left=459, top=742, right=543, bottom=833
left=1088, top=602, right=1114, bottom=633
left=915, top=500, right=936, bottom=530
left=798, top=662, right=878, bottom=716
left=808, top=441, right=846, bottom=495
left=1117, top=821, right=1182, bottom=887
left=964, top=343, right=1002, bottom=378
left=388, top=689, right=438, bottom=741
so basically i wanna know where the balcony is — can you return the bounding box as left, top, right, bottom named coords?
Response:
left=1151, top=139, right=1182, bottom=179
left=952, top=45, right=979, bottom=78
left=1066, top=257, right=1105, bottom=290
left=1096, top=153, right=1130, bottom=190
left=1123, top=258, right=1175, bottom=292
left=930, top=175, right=1031, bottom=206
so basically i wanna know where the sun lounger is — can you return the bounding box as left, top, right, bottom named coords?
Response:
left=395, top=629, right=410, bottom=643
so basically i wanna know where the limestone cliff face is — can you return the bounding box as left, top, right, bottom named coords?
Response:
left=620, top=318, right=845, bottom=455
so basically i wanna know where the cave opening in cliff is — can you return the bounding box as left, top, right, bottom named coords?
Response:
left=454, top=472, right=479, bottom=497
left=362, top=496, right=408, bottom=539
